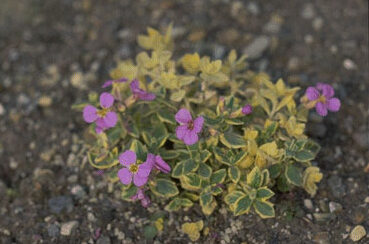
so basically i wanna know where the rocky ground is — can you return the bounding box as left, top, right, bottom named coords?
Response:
left=0, top=0, right=368, bottom=243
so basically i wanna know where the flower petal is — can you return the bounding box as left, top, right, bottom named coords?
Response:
left=155, top=155, right=171, bottom=173
left=83, top=105, right=98, bottom=123
left=305, top=87, right=320, bottom=101
left=242, top=104, right=253, bottom=115
left=193, top=116, right=204, bottom=133
left=119, top=150, right=136, bottom=166
left=318, top=83, right=334, bottom=98
left=315, top=102, right=328, bottom=116
left=96, top=118, right=107, bottom=129
left=175, top=108, right=192, bottom=123
left=118, top=168, right=132, bottom=185
left=95, top=126, right=104, bottom=134
left=138, top=92, right=156, bottom=101
left=136, top=162, right=153, bottom=178
left=100, top=92, right=114, bottom=108
left=145, top=153, right=156, bottom=167
left=176, top=125, right=188, bottom=140
left=183, top=131, right=199, bottom=145
left=327, top=98, right=340, bottom=112
left=102, top=80, right=113, bottom=88
left=133, top=175, right=148, bottom=187
left=103, top=111, right=118, bottom=127
left=130, top=79, right=140, bottom=92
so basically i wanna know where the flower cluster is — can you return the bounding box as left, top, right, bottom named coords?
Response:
left=78, top=26, right=341, bottom=231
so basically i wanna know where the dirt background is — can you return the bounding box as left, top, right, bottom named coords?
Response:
left=0, top=0, right=368, bottom=243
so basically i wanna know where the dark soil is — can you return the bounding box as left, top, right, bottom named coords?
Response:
left=0, top=0, right=368, bottom=243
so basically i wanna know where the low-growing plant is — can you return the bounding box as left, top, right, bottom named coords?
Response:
left=75, top=25, right=340, bottom=222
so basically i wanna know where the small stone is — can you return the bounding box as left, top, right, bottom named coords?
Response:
left=307, top=123, right=327, bottom=137
left=247, top=2, right=259, bottom=15
left=71, top=185, right=86, bottom=199
left=301, top=4, right=315, bottom=19
left=70, top=72, right=86, bottom=89
left=312, top=17, right=323, bottom=31
left=97, top=236, right=111, bottom=244
left=343, top=59, right=357, bottom=70
left=329, top=202, right=343, bottom=213
left=48, top=196, right=74, bottom=214
left=0, top=104, right=5, bottom=116
left=327, top=175, right=346, bottom=198
left=243, top=36, right=270, bottom=59
left=17, top=94, right=30, bottom=105
left=287, top=57, right=300, bottom=71
left=350, top=225, right=366, bottom=242
left=313, top=232, right=330, bottom=244
left=87, top=212, right=96, bottom=222
left=304, top=199, right=314, bottom=210
left=60, top=221, right=79, bottom=236
left=313, top=213, right=334, bottom=222
left=364, top=196, right=369, bottom=203
left=187, top=30, right=206, bottom=42
left=48, top=224, right=60, bottom=238
left=38, top=96, right=52, bottom=107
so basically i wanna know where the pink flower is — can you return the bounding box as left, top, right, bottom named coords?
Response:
left=130, top=79, right=156, bottom=101
left=117, top=150, right=154, bottom=187
left=102, top=77, right=128, bottom=88
left=242, top=104, right=252, bottom=115
left=175, top=108, right=204, bottom=145
left=305, top=83, right=341, bottom=116
left=146, top=154, right=171, bottom=173
left=83, top=92, right=118, bottom=134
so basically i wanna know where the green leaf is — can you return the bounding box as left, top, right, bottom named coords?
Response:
left=183, top=159, right=198, bottom=175
left=285, top=164, right=302, bottom=186
left=150, top=179, right=179, bottom=198
left=293, top=150, right=315, bottom=162
left=198, top=163, right=212, bottom=178
left=181, top=198, right=193, bottom=207
left=200, top=192, right=213, bottom=207
left=165, top=197, right=182, bottom=211
left=170, top=89, right=186, bottom=102
left=200, top=150, right=211, bottom=163
left=157, top=110, right=176, bottom=125
left=256, top=187, right=274, bottom=201
left=277, top=174, right=291, bottom=192
left=210, top=169, right=227, bottom=185
left=234, top=195, right=253, bottom=216
left=143, top=225, right=158, bottom=240
left=180, top=173, right=202, bottom=191
left=159, top=149, right=180, bottom=160
left=247, top=167, right=262, bottom=188
left=225, top=118, right=244, bottom=125
left=253, top=200, right=275, bottom=218
left=228, top=166, right=241, bottom=183
left=268, top=163, right=282, bottom=179
left=121, top=185, right=137, bottom=200
left=213, top=147, right=232, bottom=165
left=232, top=151, right=247, bottom=165
left=203, top=115, right=223, bottom=126
left=224, top=190, right=245, bottom=206
left=172, top=162, right=184, bottom=178
left=129, top=139, right=146, bottom=161
left=220, top=131, right=246, bottom=149
left=262, top=121, right=278, bottom=138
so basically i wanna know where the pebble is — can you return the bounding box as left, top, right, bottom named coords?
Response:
left=47, top=224, right=60, bottom=238
left=87, top=212, right=96, bottom=222
left=364, top=196, right=369, bottom=203
left=48, top=196, right=74, bottom=214
left=0, top=103, right=5, bottom=116
left=304, top=199, right=314, bottom=210
left=313, top=17, right=323, bottom=31
left=328, top=202, right=343, bottom=213
left=350, top=225, right=366, bottom=242
left=327, top=175, right=346, bottom=198
left=71, top=185, right=86, bottom=199
left=97, top=235, right=111, bottom=244
left=38, top=96, right=52, bottom=107
left=343, top=59, right=357, bottom=70
left=60, top=221, right=79, bottom=236
left=243, top=36, right=270, bottom=59
left=307, top=123, right=327, bottom=137
left=313, top=232, right=330, bottom=244
left=246, top=2, right=259, bottom=15
left=301, top=4, right=315, bottom=19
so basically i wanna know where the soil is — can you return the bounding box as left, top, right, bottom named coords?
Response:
left=0, top=0, right=368, bottom=243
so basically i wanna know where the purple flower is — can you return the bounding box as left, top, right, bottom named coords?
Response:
left=102, top=77, right=128, bottom=88
left=130, top=79, right=156, bottom=101
left=117, top=150, right=154, bottom=187
left=242, top=104, right=252, bottom=115
left=146, top=154, right=171, bottom=173
left=83, top=92, right=118, bottom=134
left=175, top=108, right=204, bottom=145
left=131, top=188, right=151, bottom=208
left=305, top=83, right=341, bottom=116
